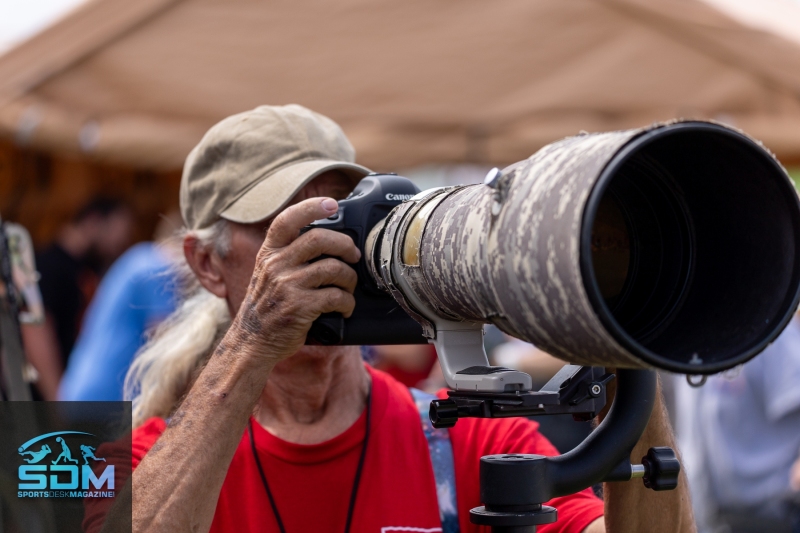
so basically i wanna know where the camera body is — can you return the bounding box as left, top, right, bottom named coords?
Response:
left=305, top=173, right=427, bottom=345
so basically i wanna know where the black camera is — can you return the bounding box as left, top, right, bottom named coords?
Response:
left=304, top=173, right=426, bottom=346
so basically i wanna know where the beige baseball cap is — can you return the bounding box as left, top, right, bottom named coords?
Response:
left=180, top=104, right=372, bottom=230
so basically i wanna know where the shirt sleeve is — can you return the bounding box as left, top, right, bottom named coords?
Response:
left=60, top=246, right=176, bottom=401
left=448, top=412, right=604, bottom=533
left=131, top=264, right=177, bottom=329
left=82, top=418, right=167, bottom=533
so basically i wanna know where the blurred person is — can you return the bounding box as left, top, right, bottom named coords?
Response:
left=89, top=105, right=693, bottom=533
left=675, top=313, right=800, bottom=533
left=0, top=221, right=41, bottom=401
left=22, top=197, right=133, bottom=399
left=58, top=212, right=182, bottom=401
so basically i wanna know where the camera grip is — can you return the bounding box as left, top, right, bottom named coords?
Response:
left=302, top=248, right=345, bottom=345
left=308, top=312, right=345, bottom=345
left=299, top=174, right=427, bottom=346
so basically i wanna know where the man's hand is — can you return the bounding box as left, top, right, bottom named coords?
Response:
left=226, top=197, right=361, bottom=364
left=127, top=197, right=361, bottom=533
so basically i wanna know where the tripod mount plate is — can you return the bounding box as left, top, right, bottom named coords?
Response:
left=430, top=365, right=613, bottom=428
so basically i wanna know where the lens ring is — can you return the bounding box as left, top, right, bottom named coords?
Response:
left=580, top=122, right=800, bottom=374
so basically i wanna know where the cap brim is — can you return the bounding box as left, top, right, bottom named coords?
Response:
left=219, top=159, right=371, bottom=224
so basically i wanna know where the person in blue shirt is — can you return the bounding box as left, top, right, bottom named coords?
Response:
left=59, top=240, right=177, bottom=401
left=675, top=313, right=800, bottom=533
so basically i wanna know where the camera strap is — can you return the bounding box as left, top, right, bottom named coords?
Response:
left=410, top=387, right=460, bottom=533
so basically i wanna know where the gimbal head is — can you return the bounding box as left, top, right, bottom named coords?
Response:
left=467, top=369, right=679, bottom=532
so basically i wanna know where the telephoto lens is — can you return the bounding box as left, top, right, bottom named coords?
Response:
left=371, top=121, right=800, bottom=374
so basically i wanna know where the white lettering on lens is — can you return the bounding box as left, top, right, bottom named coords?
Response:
left=385, top=194, right=414, bottom=201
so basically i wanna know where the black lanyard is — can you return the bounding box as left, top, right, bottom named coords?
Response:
left=248, top=386, right=372, bottom=533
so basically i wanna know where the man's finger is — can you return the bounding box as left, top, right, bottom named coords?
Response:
left=291, top=229, right=361, bottom=265
left=316, top=287, right=357, bottom=318
left=296, top=259, right=358, bottom=293
left=265, top=197, right=339, bottom=249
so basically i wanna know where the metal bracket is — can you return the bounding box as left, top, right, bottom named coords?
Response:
left=430, top=322, right=532, bottom=392
left=430, top=365, right=613, bottom=428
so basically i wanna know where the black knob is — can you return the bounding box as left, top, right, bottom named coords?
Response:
left=430, top=399, right=459, bottom=429
left=642, top=447, right=680, bottom=491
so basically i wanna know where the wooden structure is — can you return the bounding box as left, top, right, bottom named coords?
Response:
left=1, top=0, right=800, bottom=245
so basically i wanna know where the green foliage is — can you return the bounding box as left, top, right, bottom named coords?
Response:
left=790, top=168, right=800, bottom=191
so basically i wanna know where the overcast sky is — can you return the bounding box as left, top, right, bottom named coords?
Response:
left=0, top=0, right=87, bottom=53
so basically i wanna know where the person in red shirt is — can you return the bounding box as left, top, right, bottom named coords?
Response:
left=93, top=105, right=694, bottom=533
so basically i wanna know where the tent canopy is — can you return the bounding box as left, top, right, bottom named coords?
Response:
left=2, top=0, right=800, bottom=171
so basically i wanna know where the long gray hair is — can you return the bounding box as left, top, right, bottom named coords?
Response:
left=124, top=220, right=232, bottom=428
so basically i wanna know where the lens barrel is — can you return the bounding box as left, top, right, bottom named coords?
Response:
left=376, top=121, right=800, bottom=373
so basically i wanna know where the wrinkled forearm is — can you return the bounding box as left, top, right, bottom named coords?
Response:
left=602, top=379, right=696, bottom=533
left=129, top=340, right=274, bottom=533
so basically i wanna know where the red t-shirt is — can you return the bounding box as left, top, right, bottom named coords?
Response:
left=85, top=366, right=603, bottom=533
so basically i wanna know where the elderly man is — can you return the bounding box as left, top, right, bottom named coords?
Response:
left=91, top=105, right=694, bottom=533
